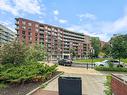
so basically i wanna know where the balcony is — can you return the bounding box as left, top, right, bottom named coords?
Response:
left=40, top=27, right=44, bottom=30
left=15, top=21, right=19, bottom=25
left=15, top=27, right=19, bottom=30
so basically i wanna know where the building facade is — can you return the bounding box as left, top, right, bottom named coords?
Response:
left=100, top=41, right=107, bottom=48
left=15, top=18, right=91, bottom=60
left=0, top=24, right=16, bottom=47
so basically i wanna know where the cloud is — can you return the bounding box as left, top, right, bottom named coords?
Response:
left=53, top=10, right=59, bottom=15
left=53, top=10, right=68, bottom=24
left=67, top=9, right=127, bottom=42
left=0, top=20, right=16, bottom=33
left=78, top=13, right=96, bottom=21
left=59, top=19, right=68, bottom=23
left=0, top=0, right=18, bottom=15
left=0, top=0, right=45, bottom=16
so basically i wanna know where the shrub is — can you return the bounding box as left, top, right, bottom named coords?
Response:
left=0, top=63, right=57, bottom=87
left=104, top=76, right=112, bottom=95
left=95, top=66, right=127, bottom=72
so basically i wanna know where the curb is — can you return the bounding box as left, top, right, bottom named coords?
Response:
left=26, top=72, right=64, bottom=95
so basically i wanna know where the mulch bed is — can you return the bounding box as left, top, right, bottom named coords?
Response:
left=0, top=72, right=61, bottom=95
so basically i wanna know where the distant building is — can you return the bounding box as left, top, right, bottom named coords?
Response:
left=100, top=41, right=107, bottom=48
left=0, top=24, right=16, bottom=47
left=15, top=18, right=92, bottom=60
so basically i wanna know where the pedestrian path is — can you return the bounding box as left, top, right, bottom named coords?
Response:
left=32, top=73, right=106, bottom=95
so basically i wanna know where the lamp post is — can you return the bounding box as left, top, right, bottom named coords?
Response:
left=90, top=47, right=94, bottom=64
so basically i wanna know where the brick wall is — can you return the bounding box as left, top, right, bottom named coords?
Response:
left=111, top=74, right=127, bottom=95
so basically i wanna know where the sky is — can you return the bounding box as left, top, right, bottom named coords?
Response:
left=0, top=0, right=127, bottom=42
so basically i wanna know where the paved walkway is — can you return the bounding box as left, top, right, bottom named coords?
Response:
left=32, top=90, right=58, bottom=95
left=33, top=73, right=106, bottom=95
left=32, top=63, right=127, bottom=95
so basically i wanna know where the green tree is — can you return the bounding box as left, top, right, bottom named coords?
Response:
left=0, top=41, right=27, bottom=64
left=111, top=35, right=127, bottom=64
left=25, top=45, right=46, bottom=62
left=70, top=48, right=76, bottom=59
left=102, top=44, right=111, bottom=57
left=91, top=37, right=100, bottom=57
left=0, top=41, right=46, bottom=64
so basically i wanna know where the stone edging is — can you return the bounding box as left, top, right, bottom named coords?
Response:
left=26, top=72, right=64, bottom=95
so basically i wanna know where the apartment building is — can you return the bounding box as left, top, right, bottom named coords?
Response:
left=0, top=24, right=16, bottom=47
left=15, top=18, right=92, bottom=60
left=100, top=41, right=107, bottom=48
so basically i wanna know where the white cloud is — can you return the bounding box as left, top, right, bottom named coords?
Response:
left=78, top=13, right=96, bottom=21
left=59, top=19, right=68, bottom=23
left=0, top=0, right=18, bottom=15
left=53, top=10, right=59, bottom=15
left=67, top=9, right=127, bottom=42
left=53, top=10, right=68, bottom=24
left=0, top=20, right=16, bottom=33
left=0, top=0, right=45, bottom=16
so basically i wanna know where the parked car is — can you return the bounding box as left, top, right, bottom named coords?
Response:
left=58, top=59, right=72, bottom=66
left=95, top=60, right=124, bottom=67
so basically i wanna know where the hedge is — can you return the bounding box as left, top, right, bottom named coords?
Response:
left=0, top=63, right=57, bottom=86
left=95, top=66, right=127, bottom=72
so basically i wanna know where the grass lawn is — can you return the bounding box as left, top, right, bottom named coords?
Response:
left=121, top=59, right=127, bottom=63
left=74, top=58, right=127, bottom=64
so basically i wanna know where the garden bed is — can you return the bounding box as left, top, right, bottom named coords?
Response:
left=0, top=71, right=61, bottom=95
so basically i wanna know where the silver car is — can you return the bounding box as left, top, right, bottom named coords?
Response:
left=95, top=60, right=124, bottom=67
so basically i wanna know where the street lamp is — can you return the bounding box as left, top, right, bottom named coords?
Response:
left=90, top=47, right=94, bottom=64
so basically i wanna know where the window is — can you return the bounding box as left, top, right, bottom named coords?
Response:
left=29, top=37, right=32, bottom=40
left=35, top=24, right=39, bottom=27
left=28, top=27, right=32, bottom=30
left=36, top=29, right=38, bottom=32
left=22, top=21, right=26, bottom=25
left=35, top=33, right=38, bottom=36
left=36, top=37, right=38, bottom=41
left=28, top=32, right=32, bottom=36
left=22, top=31, right=25, bottom=35
left=28, top=22, right=32, bottom=26
left=22, top=26, right=26, bottom=29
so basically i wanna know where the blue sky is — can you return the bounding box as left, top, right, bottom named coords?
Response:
left=0, top=0, right=127, bottom=41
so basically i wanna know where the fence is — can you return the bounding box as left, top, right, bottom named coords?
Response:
left=72, top=63, right=96, bottom=69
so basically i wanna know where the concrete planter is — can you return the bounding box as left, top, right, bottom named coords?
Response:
left=58, top=76, right=82, bottom=95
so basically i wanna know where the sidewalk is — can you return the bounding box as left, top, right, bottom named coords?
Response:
left=32, top=73, right=106, bottom=95
left=32, top=63, right=126, bottom=95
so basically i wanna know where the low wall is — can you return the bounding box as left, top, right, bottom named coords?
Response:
left=111, top=74, right=127, bottom=95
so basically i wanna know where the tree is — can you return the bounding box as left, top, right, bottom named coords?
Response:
left=102, top=44, right=111, bottom=57
left=70, top=48, right=76, bottom=60
left=25, top=45, right=46, bottom=62
left=91, top=37, right=100, bottom=57
left=0, top=41, right=46, bottom=64
left=110, top=35, right=127, bottom=64
left=0, top=41, right=27, bottom=64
